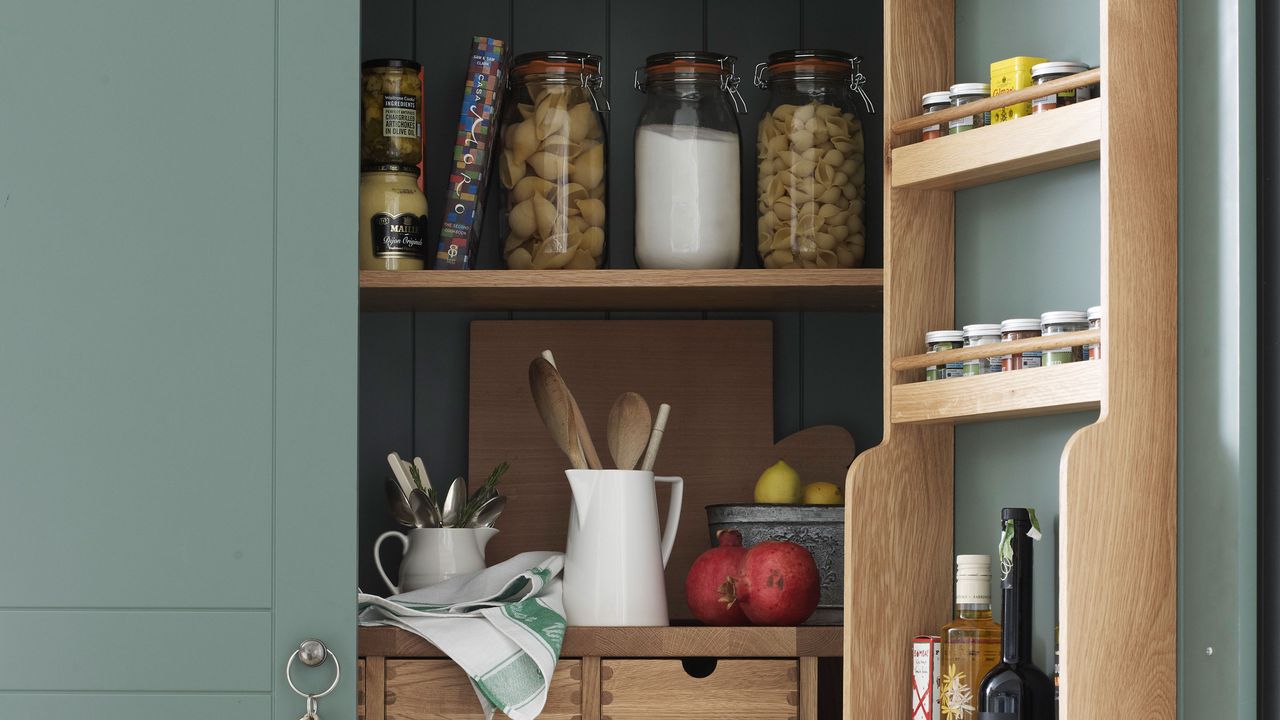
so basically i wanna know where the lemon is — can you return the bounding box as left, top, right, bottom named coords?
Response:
left=754, top=460, right=803, bottom=503
left=802, top=481, right=844, bottom=505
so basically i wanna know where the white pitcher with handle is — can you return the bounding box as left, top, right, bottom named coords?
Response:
left=563, top=469, right=683, bottom=625
left=373, top=527, right=499, bottom=595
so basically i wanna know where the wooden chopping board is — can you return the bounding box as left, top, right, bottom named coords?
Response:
left=468, top=320, right=856, bottom=619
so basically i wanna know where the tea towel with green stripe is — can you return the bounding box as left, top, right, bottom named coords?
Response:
left=358, top=551, right=565, bottom=720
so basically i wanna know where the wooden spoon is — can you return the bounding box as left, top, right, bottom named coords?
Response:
left=538, top=351, right=603, bottom=470
left=608, top=392, right=652, bottom=470
left=530, top=357, right=588, bottom=469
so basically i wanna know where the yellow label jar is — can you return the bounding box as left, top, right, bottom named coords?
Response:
left=990, top=56, right=1047, bottom=123
left=360, top=164, right=428, bottom=271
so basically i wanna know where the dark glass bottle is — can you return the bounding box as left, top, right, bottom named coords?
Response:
left=977, top=508, right=1054, bottom=720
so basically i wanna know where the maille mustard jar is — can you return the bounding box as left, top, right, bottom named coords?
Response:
left=633, top=51, right=747, bottom=269
left=359, top=164, right=428, bottom=271
left=361, top=59, right=423, bottom=165
left=754, top=50, right=874, bottom=269
left=497, top=51, right=609, bottom=270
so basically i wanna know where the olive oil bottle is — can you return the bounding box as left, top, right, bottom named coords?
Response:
left=940, top=555, right=1001, bottom=720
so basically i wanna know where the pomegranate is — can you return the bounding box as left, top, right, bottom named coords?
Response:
left=732, top=540, right=821, bottom=626
left=685, top=531, right=821, bottom=626
left=684, top=530, right=749, bottom=625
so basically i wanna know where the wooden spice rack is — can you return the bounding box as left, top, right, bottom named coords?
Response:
left=846, top=1, right=1177, bottom=718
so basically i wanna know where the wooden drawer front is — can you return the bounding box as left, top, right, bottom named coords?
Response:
left=385, top=659, right=582, bottom=720
left=601, top=659, right=799, bottom=720
left=357, top=659, right=365, bottom=720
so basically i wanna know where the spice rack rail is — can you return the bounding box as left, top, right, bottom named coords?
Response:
left=889, top=97, right=1103, bottom=191
left=890, top=362, right=1102, bottom=425
left=359, top=268, right=883, bottom=312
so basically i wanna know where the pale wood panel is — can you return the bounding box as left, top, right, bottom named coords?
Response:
left=798, top=656, right=819, bottom=720
left=890, top=99, right=1102, bottom=191
left=601, top=660, right=798, bottom=720
left=580, top=657, right=602, bottom=720
left=385, top=660, right=581, bottom=720
left=360, top=270, right=884, bottom=312
left=366, top=656, right=387, bottom=720
left=844, top=0, right=954, bottom=717
left=361, top=625, right=845, bottom=659
left=1059, top=0, right=1178, bottom=717
left=890, top=362, right=1103, bottom=425
left=469, top=320, right=774, bottom=619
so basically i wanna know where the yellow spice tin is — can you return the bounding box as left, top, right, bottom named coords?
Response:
left=990, top=56, right=1047, bottom=123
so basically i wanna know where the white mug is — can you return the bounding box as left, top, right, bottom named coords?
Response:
left=563, top=469, right=683, bottom=626
left=374, top=527, right=498, bottom=595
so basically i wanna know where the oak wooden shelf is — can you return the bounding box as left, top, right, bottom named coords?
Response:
left=359, top=625, right=844, bottom=658
left=359, top=268, right=883, bottom=312
left=890, top=361, right=1103, bottom=425
left=889, top=98, right=1103, bottom=191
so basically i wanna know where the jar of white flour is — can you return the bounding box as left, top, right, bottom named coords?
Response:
left=633, top=51, right=747, bottom=269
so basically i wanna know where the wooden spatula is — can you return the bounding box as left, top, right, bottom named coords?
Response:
left=529, top=357, right=588, bottom=469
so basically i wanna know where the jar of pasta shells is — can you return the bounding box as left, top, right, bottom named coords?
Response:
left=753, top=50, right=873, bottom=268
left=498, top=51, right=608, bottom=270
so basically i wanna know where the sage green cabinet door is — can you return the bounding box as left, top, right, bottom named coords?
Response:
left=0, top=1, right=356, bottom=718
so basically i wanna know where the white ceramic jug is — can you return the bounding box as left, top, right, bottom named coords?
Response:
left=374, top=527, right=498, bottom=594
left=563, top=469, right=684, bottom=626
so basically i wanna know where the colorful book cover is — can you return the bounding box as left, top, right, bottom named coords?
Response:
left=434, top=36, right=506, bottom=269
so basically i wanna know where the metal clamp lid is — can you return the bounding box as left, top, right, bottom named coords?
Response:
left=632, top=52, right=747, bottom=114
left=508, top=51, right=611, bottom=111
left=753, top=53, right=876, bottom=115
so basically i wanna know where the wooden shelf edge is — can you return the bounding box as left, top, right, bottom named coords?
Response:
left=890, top=361, right=1103, bottom=425
left=889, top=98, right=1103, bottom=191
left=359, top=268, right=884, bottom=312
left=358, top=625, right=844, bottom=658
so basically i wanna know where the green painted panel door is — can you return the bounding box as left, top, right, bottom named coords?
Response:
left=0, top=0, right=357, bottom=717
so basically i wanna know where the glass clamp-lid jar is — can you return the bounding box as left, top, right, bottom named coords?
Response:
left=498, top=51, right=609, bottom=270
left=361, top=59, right=423, bottom=165
left=948, top=82, right=990, bottom=134
left=920, top=91, right=951, bottom=141
left=754, top=50, right=875, bottom=269
left=1041, top=310, right=1089, bottom=366
left=633, top=51, right=747, bottom=269
left=1030, top=61, right=1091, bottom=113
left=360, top=164, right=428, bottom=271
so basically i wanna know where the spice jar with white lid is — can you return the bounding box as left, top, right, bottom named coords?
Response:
left=1030, top=61, right=1091, bottom=114
left=1000, top=318, right=1042, bottom=371
left=634, top=51, right=746, bottom=269
left=948, top=83, right=990, bottom=134
left=1086, top=305, right=1103, bottom=360
left=920, top=91, right=951, bottom=142
left=359, top=164, right=428, bottom=271
left=925, top=330, right=965, bottom=381
left=1041, top=310, right=1090, bottom=365
left=962, top=324, right=1003, bottom=376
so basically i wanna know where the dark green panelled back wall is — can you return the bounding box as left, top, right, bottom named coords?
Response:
left=357, top=0, right=886, bottom=594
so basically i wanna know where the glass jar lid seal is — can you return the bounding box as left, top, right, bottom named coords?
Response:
left=635, top=51, right=747, bottom=113
left=1000, top=318, right=1042, bottom=332
left=511, top=50, right=603, bottom=74
left=925, top=330, right=965, bottom=343
left=361, top=163, right=420, bottom=176
left=362, top=58, right=421, bottom=71
left=1086, top=305, right=1104, bottom=320
left=962, top=323, right=1003, bottom=337
left=1040, top=310, right=1089, bottom=325
left=1031, top=61, right=1090, bottom=78
left=922, top=90, right=952, bottom=106
left=949, top=82, right=991, bottom=97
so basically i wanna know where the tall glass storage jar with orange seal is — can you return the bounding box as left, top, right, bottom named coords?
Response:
left=497, top=51, right=609, bottom=270
left=754, top=50, right=874, bottom=268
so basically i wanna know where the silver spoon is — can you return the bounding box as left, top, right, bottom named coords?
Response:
left=409, top=488, right=441, bottom=528
left=468, top=495, right=507, bottom=528
left=385, top=478, right=417, bottom=527
left=440, top=477, right=467, bottom=527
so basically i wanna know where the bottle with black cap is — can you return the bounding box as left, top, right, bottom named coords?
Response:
left=977, top=507, right=1054, bottom=720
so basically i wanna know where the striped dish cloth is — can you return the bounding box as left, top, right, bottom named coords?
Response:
left=358, top=552, right=565, bottom=720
